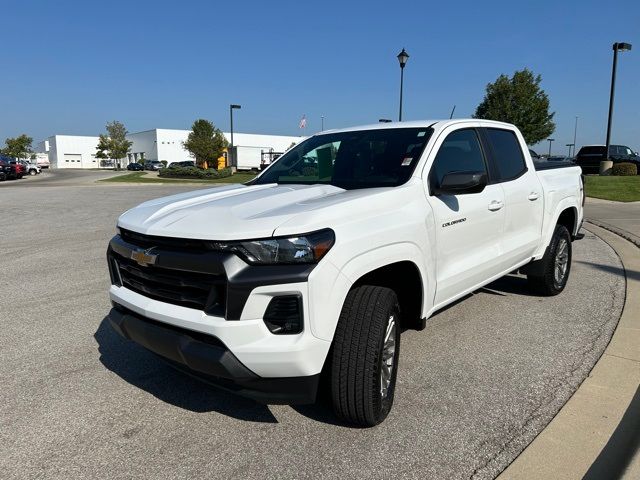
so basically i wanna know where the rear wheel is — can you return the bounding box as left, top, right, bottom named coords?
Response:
left=330, top=285, right=401, bottom=427
left=29, top=169, right=37, bottom=176
left=527, top=224, right=572, bottom=296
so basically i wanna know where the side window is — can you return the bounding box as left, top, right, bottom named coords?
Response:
left=484, top=128, right=527, bottom=181
left=430, top=129, right=486, bottom=191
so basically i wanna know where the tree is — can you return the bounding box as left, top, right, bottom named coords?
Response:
left=95, top=121, right=132, bottom=169
left=183, top=119, right=228, bottom=169
left=1, top=134, right=33, bottom=159
left=474, top=69, right=555, bottom=145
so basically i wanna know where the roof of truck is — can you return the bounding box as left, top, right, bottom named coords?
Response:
left=318, top=119, right=516, bottom=135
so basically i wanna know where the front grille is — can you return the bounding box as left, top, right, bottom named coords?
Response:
left=120, top=228, right=210, bottom=252
left=112, top=254, right=225, bottom=315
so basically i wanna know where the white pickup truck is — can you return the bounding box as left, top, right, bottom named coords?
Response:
left=107, top=119, right=584, bottom=426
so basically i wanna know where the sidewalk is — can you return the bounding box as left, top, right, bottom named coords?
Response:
left=585, top=197, right=640, bottom=247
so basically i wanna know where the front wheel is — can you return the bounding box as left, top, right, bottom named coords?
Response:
left=330, top=285, right=401, bottom=427
left=527, top=224, right=572, bottom=295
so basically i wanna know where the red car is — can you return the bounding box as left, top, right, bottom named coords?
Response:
left=13, top=161, right=25, bottom=179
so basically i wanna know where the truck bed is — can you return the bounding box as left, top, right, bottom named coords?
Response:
left=533, top=159, right=577, bottom=171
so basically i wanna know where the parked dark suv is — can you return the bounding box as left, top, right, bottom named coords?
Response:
left=168, top=160, right=195, bottom=168
left=0, top=156, right=19, bottom=180
left=575, top=145, right=640, bottom=174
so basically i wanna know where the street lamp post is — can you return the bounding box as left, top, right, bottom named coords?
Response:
left=229, top=104, right=241, bottom=168
left=547, top=138, right=555, bottom=157
left=572, top=116, right=578, bottom=157
left=605, top=42, right=632, bottom=162
left=566, top=144, right=574, bottom=158
left=397, top=48, right=409, bottom=121
left=321, top=116, right=325, bottom=131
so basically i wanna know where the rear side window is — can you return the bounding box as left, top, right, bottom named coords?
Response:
left=484, top=128, right=527, bottom=181
left=430, top=129, right=487, bottom=190
left=578, top=146, right=605, bottom=155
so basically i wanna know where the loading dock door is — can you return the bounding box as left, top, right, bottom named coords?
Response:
left=63, top=154, right=82, bottom=168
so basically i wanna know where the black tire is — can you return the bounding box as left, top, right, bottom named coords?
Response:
left=527, top=224, right=572, bottom=296
left=29, top=169, right=36, bottom=176
left=331, top=285, right=401, bottom=427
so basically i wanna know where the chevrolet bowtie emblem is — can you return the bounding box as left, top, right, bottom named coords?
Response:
left=131, top=248, right=157, bottom=267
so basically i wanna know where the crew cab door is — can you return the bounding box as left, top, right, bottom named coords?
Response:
left=480, top=127, right=544, bottom=264
left=426, top=127, right=506, bottom=306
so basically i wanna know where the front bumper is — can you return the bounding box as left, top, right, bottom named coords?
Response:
left=108, top=305, right=320, bottom=404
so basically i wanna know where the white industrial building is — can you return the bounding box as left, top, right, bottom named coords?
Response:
left=37, top=135, right=103, bottom=169
left=36, top=129, right=301, bottom=170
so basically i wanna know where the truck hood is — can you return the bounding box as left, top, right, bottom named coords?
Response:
left=117, top=183, right=352, bottom=240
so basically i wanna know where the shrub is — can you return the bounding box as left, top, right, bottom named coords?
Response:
left=612, top=162, right=638, bottom=176
left=160, top=160, right=168, bottom=168
left=158, top=166, right=232, bottom=179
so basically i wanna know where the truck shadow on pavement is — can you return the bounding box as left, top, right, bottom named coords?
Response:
left=94, top=316, right=280, bottom=423
left=479, top=274, right=538, bottom=297
left=576, top=260, right=640, bottom=282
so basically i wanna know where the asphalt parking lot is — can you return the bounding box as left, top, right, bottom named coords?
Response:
left=0, top=172, right=625, bottom=480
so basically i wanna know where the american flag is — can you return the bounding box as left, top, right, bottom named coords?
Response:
left=299, top=115, right=306, bottom=129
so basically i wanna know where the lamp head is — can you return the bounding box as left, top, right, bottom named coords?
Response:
left=614, top=42, right=632, bottom=52
left=397, top=48, right=409, bottom=68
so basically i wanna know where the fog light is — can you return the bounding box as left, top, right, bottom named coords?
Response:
left=264, top=295, right=303, bottom=334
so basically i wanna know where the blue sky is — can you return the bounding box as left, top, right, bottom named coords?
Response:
left=2, top=0, right=639, bottom=154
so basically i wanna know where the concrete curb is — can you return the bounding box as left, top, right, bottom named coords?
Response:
left=498, top=224, right=640, bottom=480
left=586, top=219, right=640, bottom=248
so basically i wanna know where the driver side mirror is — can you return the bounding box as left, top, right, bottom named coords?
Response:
left=433, top=171, right=487, bottom=195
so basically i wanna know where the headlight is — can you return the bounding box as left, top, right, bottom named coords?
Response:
left=210, top=229, right=335, bottom=265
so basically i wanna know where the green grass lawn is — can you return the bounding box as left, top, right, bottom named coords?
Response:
left=584, top=175, right=640, bottom=202
left=99, top=172, right=257, bottom=184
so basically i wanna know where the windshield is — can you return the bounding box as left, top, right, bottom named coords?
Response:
left=253, top=127, right=433, bottom=189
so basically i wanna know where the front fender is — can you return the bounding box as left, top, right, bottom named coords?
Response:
left=308, top=242, right=432, bottom=342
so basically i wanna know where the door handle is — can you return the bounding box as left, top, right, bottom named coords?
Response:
left=528, top=192, right=540, bottom=201
left=488, top=201, right=504, bottom=211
